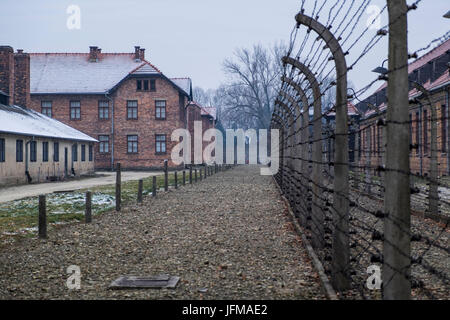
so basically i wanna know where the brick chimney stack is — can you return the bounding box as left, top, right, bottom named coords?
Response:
left=139, top=48, right=145, bottom=61
left=0, top=46, right=14, bottom=105
left=13, top=49, right=30, bottom=107
left=89, top=46, right=99, bottom=62
left=134, top=46, right=140, bottom=61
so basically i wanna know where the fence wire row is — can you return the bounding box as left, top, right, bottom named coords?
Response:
left=271, top=0, right=449, bottom=299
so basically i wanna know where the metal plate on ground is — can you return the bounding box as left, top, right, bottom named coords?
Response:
left=109, top=274, right=180, bottom=289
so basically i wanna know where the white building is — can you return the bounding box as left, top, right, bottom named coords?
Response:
left=0, top=103, right=97, bottom=187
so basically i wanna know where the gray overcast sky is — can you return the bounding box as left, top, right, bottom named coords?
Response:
left=1, top=0, right=449, bottom=96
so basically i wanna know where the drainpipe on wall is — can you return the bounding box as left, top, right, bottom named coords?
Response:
left=25, top=137, right=34, bottom=183
left=71, top=143, right=76, bottom=176
left=105, top=92, right=115, bottom=171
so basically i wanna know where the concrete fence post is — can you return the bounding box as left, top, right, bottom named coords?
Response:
left=152, top=175, right=157, bottom=197
left=85, top=191, right=92, bottom=222
left=164, top=159, right=168, bottom=191
left=383, top=0, right=411, bottom=300
left=137, top=179, right=143, bottom=203
left=282, top=56, right=324, bottom=250
left=115, top=163, right=121, bottom=211
left=38, top=194, right=47, bottom=239
left=294, top=11, right=350, bottom=291
left=183, top=170, right=186, bottom=185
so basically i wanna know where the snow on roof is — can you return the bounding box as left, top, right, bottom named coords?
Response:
left=0, top=104, right=97, bottom=142
left=373, top=37, right=450, bottom=94
left=325, top=102, right=360, bottom=117
left=201, top=107, right=217, bottom=120
left=29, top=52, right=189, bottom=95
left=170, top=78, right=192, bottom=97
left=30, top=53, right=147, bottom=94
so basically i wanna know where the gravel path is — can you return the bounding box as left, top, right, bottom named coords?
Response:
left=0, top=171, right=161, bottom=203
left=0, top=165, right=326, bottom=299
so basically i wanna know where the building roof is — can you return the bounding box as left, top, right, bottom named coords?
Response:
left=187, top=101, right=202, bottom=109
left=201, top=106, right=217, bottom=120
left=29, top=52, right=191, bottom=96
left=326, top=102, right=360, bottom=117
left=0, top=104, right=97, bottom=142
left=170, top=78, right=192, bottom=97
left=373, top=37, right=450, bottom=94
left=362, top=37, right=450, bottom=119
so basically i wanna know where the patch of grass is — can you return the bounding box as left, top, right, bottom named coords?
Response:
left=0, top=170, right=188, bottom=239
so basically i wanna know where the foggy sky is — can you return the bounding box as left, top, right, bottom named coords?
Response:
left=1, top=0, right=449, bottom=97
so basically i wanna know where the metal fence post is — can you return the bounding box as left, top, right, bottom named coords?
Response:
left=183, top=170, right=186, bottom=185
left=383, top=0, right=411, bottom=300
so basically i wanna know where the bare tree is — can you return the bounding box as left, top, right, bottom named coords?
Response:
left=220, top=43, right=286, bottom=129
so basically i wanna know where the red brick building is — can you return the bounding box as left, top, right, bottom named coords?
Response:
left=201, top=106, right=217, bottom=163
left=0, top=46, right=97, bottom=186
left=184, top=102, right=217, bottom=163
left=28, top=46, right=194, bottom=170
left=357, top=38, right=450, bottom=177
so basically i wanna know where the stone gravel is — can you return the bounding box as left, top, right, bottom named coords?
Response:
left=0, top=165, right=326, bottom=300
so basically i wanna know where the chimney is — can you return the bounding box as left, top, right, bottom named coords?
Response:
left=13, top=49, right=30, bottom=107
left=134, top=46, right=140, bottom=61
left=0, top=46, right=14, bottom=105
left=89, top=46, right=99, bottom=62
left=139, top=48, right=145, bottom=61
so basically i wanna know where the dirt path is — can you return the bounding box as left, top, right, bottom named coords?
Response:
left=0, top=171, right=161, bottom=203
left=0, top=165, right=326, bottom=299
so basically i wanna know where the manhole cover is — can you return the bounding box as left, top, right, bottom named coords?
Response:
left=109, top=274, right=180, bottom=289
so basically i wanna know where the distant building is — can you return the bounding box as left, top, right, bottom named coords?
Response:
left=201, top=106, right=217, bottom=163
left=0, top=46, right=97, bottom=187
left=28, top=46, right=194, bottom=170
left=356, top=38, right=450, bottom=176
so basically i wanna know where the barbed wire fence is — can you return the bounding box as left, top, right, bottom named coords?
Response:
left=271, top=0, right=449, bottom=299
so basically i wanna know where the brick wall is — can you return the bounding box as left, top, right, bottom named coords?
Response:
left=30, top=76, right=191, bottom=170
left=186, top=103, right=201, bottom=164
left=13, top=51, right=30, bottom=107
left=0, top=46, right=31, bottom=107
left=358, top=88, right=450, bottom=177
left=0, top=46, right=15, bottom=105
